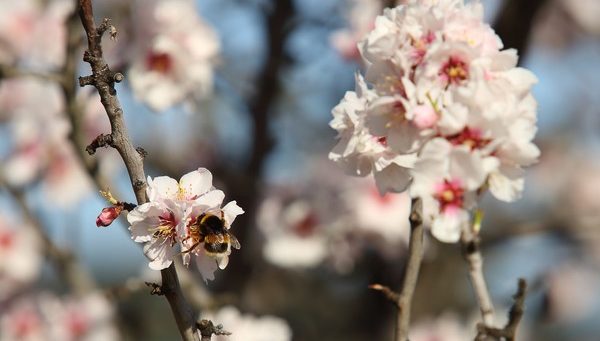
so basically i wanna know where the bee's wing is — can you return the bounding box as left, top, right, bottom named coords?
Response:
left=229, top=233, right=241, bottom=249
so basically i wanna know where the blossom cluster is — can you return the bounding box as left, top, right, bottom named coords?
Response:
left=127, top=168, right=243, bottom=281
left=0, top=216, right=41, bottom=301
left=257, top=162, right=410, bottom=272
left=128, top=0, right=220, bottom=112
left=330, top=0, right=539, bottom=242
left=1, top=292, right=119, bottom=341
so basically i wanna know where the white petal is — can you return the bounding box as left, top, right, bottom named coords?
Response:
left=374, top=164, right=412, bottom=194
left=196, top=190, right=225, bottom=208
left=430, top=210, right=466, bottom=243
left=144, top=239, right=176, bottom=270
left=222, top=201, right=244, bottom=227
left=147, top=176, right=179, bottom=201
left=449, top=147, right=488, bottom=191
left=179, top=168, right=213, bottom=199
left=488, top=166, right=524, bottom=202
left=195, top=253, right=218, bottom=282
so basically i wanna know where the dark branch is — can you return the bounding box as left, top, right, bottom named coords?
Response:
left=493, top=0, right=549, bottom=62
left=246, top=0, right=294, bottom=177
left=77, top=1, right=200, bottom=340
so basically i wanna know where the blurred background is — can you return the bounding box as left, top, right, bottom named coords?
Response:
left=1, top=0, right=600, bottom=340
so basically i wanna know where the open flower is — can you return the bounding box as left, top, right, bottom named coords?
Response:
left=127, top=168, right=243, bottom=280
left=128, top=0, right=220, bottom=111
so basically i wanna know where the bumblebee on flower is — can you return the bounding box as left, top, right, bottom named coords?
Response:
left=127, top=168, right=243, bottom=281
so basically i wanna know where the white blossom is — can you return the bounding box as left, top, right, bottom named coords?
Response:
left=128, top=0, right=220, bottom=112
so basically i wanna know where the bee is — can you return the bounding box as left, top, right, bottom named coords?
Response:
left=184, top=211, right=240, bottom=256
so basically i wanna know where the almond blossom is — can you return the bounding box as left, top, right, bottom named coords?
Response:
left=1, top=292, right=119, bottom=341
left=128, top=0, right=220, bottom=112
left=202, top=306, right=292, bottom=341
left=127, top=168, right=243, bottom=281
left=0, top=216, right=42, bottom=301
left=329, top=0, right=539, bottom=243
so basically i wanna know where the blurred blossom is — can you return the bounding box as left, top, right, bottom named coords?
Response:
left=128, top=0, right=220, bottom=112
left=0, top=216, right=42, bottom=301
left=0, top=292, right=119, bottom=341
left=560, top=0, right=600, bottom=35
left=330, top=0, right=539, bottom=243
left=202, top=306, right=292, bottom=341
left=0, top=0, right=72, bottom=68
left=0, top=78, right=92, bottom=207
left=410, top=313, right=472, bottom=341
left=258, top=161, right=412, bottom=271
left=330, top=0, right=382, bottom=61
left=258, top=198, right=328, bottom=268
left=127, top=168, right=243, bottom=281
left=544, top=262, right=600, bottom=324
left=344, top=179, right=410, bottom=243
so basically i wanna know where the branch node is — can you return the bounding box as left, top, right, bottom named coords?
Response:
left=82, top=50, right=92, bottom=63
left=133, top=179, right=146, bottom=192
left=197, top=319, right=231, bottom=339
left=113, top=72, right=124, bottom=83
left=136, top=147, right=148, bottom=158
left=86, top=133, right=114, bottom=155
left=79, top=75, right=94, bottom=87
left=145, top=282, right=164, bottom=296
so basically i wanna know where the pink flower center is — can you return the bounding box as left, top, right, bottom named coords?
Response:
left=446, top=127, right=490, bottom=150
left=152, top=211, right=177, bottom=240
left=12, top=309, right=40, bottom=338
left=375, top=136, right=388, bottom=147
left=370, top=186, right=394, bottom=205
left=0, top=230, right=15, bottom=251
left=146, top=51, right=173, bottom=74
left=434, top=179, right=464, bottom=213
left=66, top=310, right=89, bottom=337
left=411, top=31, right=435, bottom=64
left=293, top=213, right=318, bottom=238
left=440, top=56, right=468, bottom=85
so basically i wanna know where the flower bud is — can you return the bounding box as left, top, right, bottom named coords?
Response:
left=96, top=206, right=122, bottom=227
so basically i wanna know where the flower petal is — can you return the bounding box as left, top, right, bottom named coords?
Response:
left=179, top=168, right=213, bottom=199
left=222, top=201, right=244, bottom=227
left=147, top=176, right=179, bottom=202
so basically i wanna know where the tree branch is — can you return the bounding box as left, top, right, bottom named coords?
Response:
left=476, top=279, right=527, bottom=341
left=461, top=219, right=495, bottom=327
left=371, top=199, right=424, bottom=341
left=246, top=0, right=294, bottom=177
left=493, top=0, right=549, bottom=62
left=394, top=198, right=425, bottom=341
left=76, top=1, right=200, bottom=339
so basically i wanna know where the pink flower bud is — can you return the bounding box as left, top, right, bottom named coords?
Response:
left=96, top=206, right=122, bottom=227
left=412, top=104, right=438, bottom=129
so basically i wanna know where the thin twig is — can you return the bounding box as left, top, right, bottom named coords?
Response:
left=461, top=220, right=495, bottom=327
left=76, top=1, right=200, bottom=340
left=476, top=279, right=527, bottom=341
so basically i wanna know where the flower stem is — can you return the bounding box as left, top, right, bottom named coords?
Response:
left=395, top=198, right=424, bottom=341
